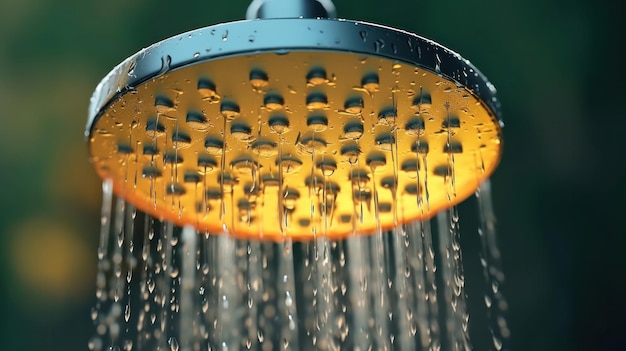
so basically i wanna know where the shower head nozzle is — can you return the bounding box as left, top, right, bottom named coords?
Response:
left=86, top=8, right=503, bottom=240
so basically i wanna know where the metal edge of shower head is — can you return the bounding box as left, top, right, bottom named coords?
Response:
left=85, top=17, right=503, bottom=140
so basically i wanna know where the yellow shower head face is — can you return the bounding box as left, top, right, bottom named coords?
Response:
left=87, top=19, right=502, bottom=240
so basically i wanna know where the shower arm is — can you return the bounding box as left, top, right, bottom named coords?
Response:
left=246, top=0, right=336, bottom=19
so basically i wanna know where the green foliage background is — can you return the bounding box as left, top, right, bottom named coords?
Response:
left=1, top=0, right=624, bottom=349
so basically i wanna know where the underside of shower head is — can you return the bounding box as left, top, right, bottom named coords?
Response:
left=86, top=1, right=503, bottom=240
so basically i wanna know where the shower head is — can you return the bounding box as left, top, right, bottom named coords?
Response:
left=86, top=0, right=503, bottom=240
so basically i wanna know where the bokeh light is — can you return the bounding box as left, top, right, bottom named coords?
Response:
left=8, top=217, right=94, bottom=305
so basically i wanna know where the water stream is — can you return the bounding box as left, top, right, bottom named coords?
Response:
left=90, top=179, right=508, bottom=351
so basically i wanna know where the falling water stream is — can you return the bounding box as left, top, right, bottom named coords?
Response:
left=89, top=178, right=508, bottom=351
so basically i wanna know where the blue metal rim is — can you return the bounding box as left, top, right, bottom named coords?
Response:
left=86, top=18, right=502, bottom=138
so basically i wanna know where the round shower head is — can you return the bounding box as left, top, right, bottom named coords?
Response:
left=86, top=8, right=502, bottom=240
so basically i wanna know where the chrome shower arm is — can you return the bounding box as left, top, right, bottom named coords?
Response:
left=246, top=0, right=336, bottom=19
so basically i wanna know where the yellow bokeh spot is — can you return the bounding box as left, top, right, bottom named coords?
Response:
left=9, top=217, right=93, bottom=303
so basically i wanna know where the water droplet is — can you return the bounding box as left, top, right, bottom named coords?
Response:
left=157, top=55, right=171, bottom=77
left=168, top=337, right=180, bottom=351
left=492, top=333, right=503, bottom=350
left=374, top=38, right=385, bottom=52
left=288, top=315, right=296, bottom=330
left=169, top=267, right=179, bottom=278
left=359, top=30, right=368, bottom=42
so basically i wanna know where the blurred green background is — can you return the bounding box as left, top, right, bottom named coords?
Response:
left=1, top=0, right=624, bottom=350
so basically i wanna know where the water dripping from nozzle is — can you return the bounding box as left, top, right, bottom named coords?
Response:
left=477, top=180, right=510, bottom=349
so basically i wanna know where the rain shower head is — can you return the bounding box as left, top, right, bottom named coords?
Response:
left=86, top=0, right=503, bottom=240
